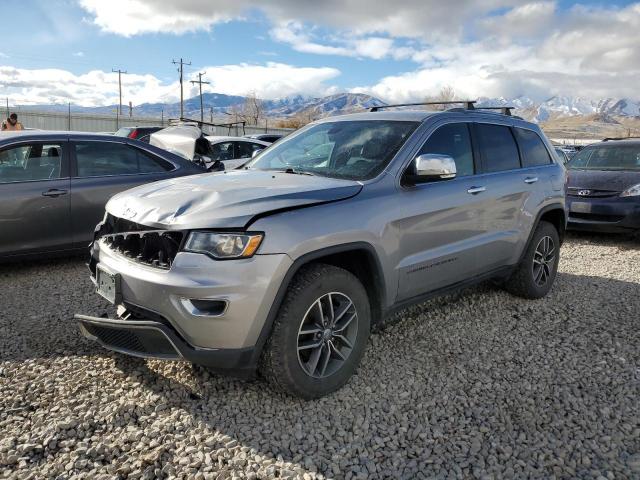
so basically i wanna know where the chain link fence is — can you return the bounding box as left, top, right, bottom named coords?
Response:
left=4, top=107, right=294, bottom=137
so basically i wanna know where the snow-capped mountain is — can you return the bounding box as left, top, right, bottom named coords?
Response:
left=16, top=93, right=640, bottom=123
left=477, top=96, right=640, bottom=122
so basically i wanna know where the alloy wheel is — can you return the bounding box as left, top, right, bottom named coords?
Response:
left=296, top=292, right=358, bottom=378
left=532, top=235, right=556, bottom=287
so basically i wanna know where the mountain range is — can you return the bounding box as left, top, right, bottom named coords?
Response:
left=16, top=93, right=640, bottom=124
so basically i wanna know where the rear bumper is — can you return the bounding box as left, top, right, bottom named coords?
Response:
left=76, top=314, right=256, bottom=376
left=567, top=197, right=640, bottom=233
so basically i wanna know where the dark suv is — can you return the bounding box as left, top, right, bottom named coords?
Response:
left=77, top=102, right=567, bottom=398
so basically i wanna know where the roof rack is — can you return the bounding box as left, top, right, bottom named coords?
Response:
left=370, top=100, right=476, bottom=112
left=175, top=117, right=247, bottom=135
left=602, top=136, right=640, bottom=142
left=475, top=106, right=514, bottom=116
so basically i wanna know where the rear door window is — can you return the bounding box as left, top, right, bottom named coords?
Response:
left=475, top=124, right=521, bottom=173
left=514, top=128, right=552, bottom=167
left=0, top=142, right=64, bottom=183
left=236, top=141, right=264, bottom=159
left=74, top=141, right=170, bottom=177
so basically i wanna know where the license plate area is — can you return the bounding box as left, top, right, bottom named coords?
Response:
left=570, top=201, right=592, bottom=214
left=96, top=265, right=121, bottom=304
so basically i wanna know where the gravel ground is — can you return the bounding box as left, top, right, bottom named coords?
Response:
left=1, top=233, right=639, bottom=480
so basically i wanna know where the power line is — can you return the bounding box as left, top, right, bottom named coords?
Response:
left=190, top=72, right=210, bottom=123
left=172, top=58, right=191, bottom=118
left=111, top=68, right=127, bottom=115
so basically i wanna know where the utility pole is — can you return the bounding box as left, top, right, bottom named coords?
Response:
left=172, top=58, right=191, bottom=119
left=161, top=107, right=164, bottom=126
left=112, top=68, right=127, bottom=115
left=210, top=107, right=213, bottom=123
left=190, top=72, right=210, bottom=123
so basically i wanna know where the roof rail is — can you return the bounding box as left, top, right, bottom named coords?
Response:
left=370, top=100, right=476, bottom=112
left=475, top=106, right=515, bottom=116
left=602, top=136, right=640, bottom=142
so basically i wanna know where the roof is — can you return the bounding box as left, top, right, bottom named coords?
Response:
left=0, top=130, right=121, bottom=141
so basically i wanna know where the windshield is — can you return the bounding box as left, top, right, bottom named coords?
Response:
left=568, top=144, right=640, bottom=171
left=246, top=120, right=418, bottom=180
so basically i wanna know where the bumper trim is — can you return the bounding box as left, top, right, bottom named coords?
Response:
left=75, top=314, right=257, bottom=377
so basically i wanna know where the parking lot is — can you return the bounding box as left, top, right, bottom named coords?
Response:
left=1, top=233, right=639, bottom=479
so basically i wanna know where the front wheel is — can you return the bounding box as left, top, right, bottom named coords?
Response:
left=505, top=221, right=560, bottom=299
left=260, top=264, right=370, bottom=399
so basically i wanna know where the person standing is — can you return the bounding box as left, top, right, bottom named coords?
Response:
left=1, top=113, right=24, bottom=131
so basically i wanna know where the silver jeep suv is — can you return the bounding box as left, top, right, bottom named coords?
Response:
left=77, top=103, right=566, bottom=398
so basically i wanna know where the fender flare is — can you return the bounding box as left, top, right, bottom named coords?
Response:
left=248, top=241, right=386, bottom=367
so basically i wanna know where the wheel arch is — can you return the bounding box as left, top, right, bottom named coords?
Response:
left=250, top=242, right=386, bottom=367
left=519, top=203, right=566, bottom=264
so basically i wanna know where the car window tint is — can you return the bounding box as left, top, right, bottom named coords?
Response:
left=476, top=124, right=521, bottom=173
left=514, top=128, right=552, bottom=167
left=418, top=123, right=474, bottom=176
left=136, top=149, right=173, bottom=173
left=210, top=142, right=234, bottom=161
left=236, top=142, right=263, bottom=159
left=0, top=143, right=63, bottom=184
left=75, top=141, right=168, bottom=177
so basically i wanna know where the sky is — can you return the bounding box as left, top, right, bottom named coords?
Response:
left=0, top=0, right=638, bottom=107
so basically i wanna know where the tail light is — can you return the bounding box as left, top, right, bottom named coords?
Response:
left=129, top=129, right=139, bottom=139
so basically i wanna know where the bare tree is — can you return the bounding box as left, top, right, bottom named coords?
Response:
left=241, top=91, right=264, bottom=126
left=425, top=85, right=457, bottom=110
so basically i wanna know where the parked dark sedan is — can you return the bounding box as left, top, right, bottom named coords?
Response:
left=566, top=138, right=640, bottom=233
left=0, top=131, right=204, bottom=260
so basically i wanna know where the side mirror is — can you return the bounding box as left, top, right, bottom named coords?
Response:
left=409, top=154, right=456, bottom=183
left=252, top=148, right=264, bottom=158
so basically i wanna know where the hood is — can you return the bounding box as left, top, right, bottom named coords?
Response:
left=106, top=169, right=362, bottom=229
left=567, top=168, right=640, bottom=193
left=149, top=125, right=201, bottom=160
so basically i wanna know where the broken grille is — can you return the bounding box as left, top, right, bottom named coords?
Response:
left=98, top=215, right=184, bottom=269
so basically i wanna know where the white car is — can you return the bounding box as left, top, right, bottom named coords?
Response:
left=205, top=136, right=270, bottom=170
left=149, top=126, right=270, bottom=171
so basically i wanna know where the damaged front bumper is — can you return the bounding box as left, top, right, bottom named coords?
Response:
left=76, top=313, right=258, bottom=376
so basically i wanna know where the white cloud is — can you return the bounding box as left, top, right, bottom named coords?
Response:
left=352, top=2, right=640, bottom=102
left=78, top=0, right=525, bottom=40
left=0, top=63, right=340, bottom=106
left=72, top=51, right=85, bottom=57
left=188, top=62, right=340, bottom=99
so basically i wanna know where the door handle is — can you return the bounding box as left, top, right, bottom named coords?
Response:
left=467, top=186, right=486, bottom=194
left=524, top=177, right=539, bottom=184
left=42, top=189, right=68, bottom=197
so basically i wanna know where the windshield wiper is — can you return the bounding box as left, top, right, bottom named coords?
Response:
left=280, top=168, right=316, bottom=176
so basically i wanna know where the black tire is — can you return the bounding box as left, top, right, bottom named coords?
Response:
left=505, top=221, right=560, bottom=299
left=260, top=263, right=370, bottom=399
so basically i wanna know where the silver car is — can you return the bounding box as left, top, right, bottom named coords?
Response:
left=77, top=105, right=566, bottom=398
left=0, top=131, right=203, bottom=260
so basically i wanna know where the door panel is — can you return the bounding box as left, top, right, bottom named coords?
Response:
left=395, top=178, right=493, bottom=300
left=0, top=140, right=71, bottom=256
left=0, top=178, right=72, bottom=255
left=395, top=122, right=486, bottom=301
left=471, top=123, right=528, bottom=271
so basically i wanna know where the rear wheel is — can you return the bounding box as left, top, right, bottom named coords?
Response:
left=505, top=221, right=560, bottom=299
left=260, top=263, right=370, bottom=399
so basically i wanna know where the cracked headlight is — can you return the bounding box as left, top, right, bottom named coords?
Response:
left=184, top=232, right=263, bottom=259
left=620, top=184, right=640, bottom=197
